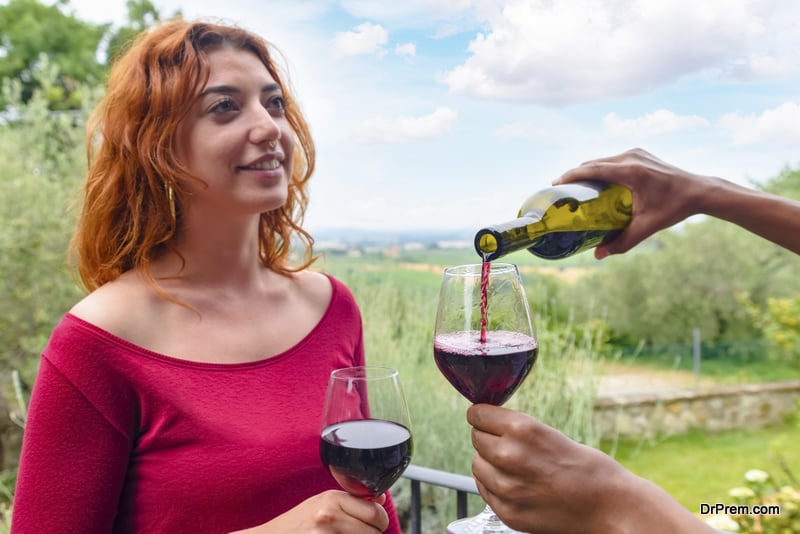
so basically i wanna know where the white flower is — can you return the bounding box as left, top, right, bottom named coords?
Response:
left=744, top=469, right=769, bottom=483
left=729, top=486, right=756, bottom=499
left=704, top=515, right=739, bottom=531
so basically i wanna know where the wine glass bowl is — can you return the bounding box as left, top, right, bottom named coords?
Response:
left=434, top=263, right=537, bottom=407
left=319, top=366, right=413, bottom=500
left=433, top=330, right=537, bottom=406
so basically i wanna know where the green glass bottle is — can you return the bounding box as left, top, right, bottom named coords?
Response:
left=475, top=181, right=633, bottom=261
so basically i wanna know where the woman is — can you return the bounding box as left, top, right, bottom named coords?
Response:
left=12, top=19, right=399, bottom=533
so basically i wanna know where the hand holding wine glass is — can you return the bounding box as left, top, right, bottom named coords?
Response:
left=433, top=262, right=537, bottom=534
left=320, top=366, right=413, bottom=501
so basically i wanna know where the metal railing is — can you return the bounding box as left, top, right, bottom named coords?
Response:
left=401, top=463, right=480, bottom=534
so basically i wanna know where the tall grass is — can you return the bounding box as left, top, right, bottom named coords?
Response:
left=509, top=308, right=603, bottom=447
left=321, top=255, right=602, bottom=530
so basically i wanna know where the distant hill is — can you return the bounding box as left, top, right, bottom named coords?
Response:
left=310, top=227, right=475, bottom=249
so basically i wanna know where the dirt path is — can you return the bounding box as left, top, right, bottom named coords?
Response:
left=596, top=362, right=719, bottom=396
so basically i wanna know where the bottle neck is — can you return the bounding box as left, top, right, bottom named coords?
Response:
left=474, top=216, right=542, bottom=261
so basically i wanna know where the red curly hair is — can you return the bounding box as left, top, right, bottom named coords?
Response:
left=71, top=18, right=317, bottom=292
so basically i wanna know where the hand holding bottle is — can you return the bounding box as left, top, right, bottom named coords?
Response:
left=555, top=147, right=800, bottom=258
left=554, top=148, right=710, bottom=258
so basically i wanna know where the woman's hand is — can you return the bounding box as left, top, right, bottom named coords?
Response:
left=231, top=490, right=389, bottom=533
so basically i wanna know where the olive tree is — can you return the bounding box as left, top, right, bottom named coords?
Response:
left=0, top=61, right=91, bottom=384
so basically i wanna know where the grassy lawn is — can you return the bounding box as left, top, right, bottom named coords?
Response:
left=604, top=419, right=800, bottom=513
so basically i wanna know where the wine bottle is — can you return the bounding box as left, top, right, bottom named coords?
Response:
left=475, top=180, right=633, bottom=261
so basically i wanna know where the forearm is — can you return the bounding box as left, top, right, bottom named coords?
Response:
left=698, top=176, right=800, bottom=254
left=558, top=148, right=800, bottom=257
left=606, top=473, right=718, bottom=534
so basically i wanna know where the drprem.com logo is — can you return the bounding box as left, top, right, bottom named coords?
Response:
left=700, top=503, right=782, bottom=516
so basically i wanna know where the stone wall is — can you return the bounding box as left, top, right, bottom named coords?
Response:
left=593, top=380, right=800, bottom=440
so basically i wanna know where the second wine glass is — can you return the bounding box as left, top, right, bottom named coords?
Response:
left=319, top=366, right=413, bottom=500
left=433, top=262, right=537, bottom=534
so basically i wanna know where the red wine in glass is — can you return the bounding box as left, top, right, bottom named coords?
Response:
left=434, top=330, right=537, bottom=406
left=320, top=418, right=412, bottom=499
left=320, top=366, right=413, bottom=501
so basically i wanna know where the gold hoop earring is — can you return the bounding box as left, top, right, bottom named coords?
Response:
left=165, top=182, right=177, bottom=225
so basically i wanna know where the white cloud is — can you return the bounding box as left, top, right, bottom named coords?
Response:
left=719, top=102, right=800, bottom=146
left=358, top=106, right=458, bottom=143
left=340, top=0, right=477, bottom=21
left=395, top=42, right=417, bottom=58
left=432, top=24, right=461, bottom=39
left=443, top=0, right=796, bottom=105
left=604, top=109, right=710, bottom=138
left=725, top=53, right=800, bottom=79
left=331, top=22, right=389, bottom=59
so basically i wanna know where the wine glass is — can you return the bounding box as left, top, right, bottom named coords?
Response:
left=433, top=262, right=538, bottom=534
left=320, top=366, right=413, bottom=500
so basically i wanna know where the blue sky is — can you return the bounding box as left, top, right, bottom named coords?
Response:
left=64, top=0, right=800, bottom=233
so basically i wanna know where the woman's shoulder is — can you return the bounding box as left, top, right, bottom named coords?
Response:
left=300, top=271, right=359, bottom=309
left=295, top=269, right=332, bottom=299
left=68, top=271, right=160, bottom=342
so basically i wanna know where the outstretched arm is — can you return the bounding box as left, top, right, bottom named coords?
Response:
left=555, top=148, right=800, bottom=258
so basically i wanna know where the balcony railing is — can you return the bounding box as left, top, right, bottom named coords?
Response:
left=400, top=463, right=480, bottom=534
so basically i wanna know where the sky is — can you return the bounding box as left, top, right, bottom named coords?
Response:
left=61, top=0, right=800, bottom=233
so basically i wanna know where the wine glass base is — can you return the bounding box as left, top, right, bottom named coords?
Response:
left=446, top=506, right=524, bottom=534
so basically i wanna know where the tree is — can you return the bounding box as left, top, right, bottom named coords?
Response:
left=0, top=60, right=89, bottom=384
left=0, top=0, right=109, bottom=109
left=106, top=0, right=175, bottom=64
left=0, top=0, right=178, bottom=109
left=763, top=165, right=800, bottom=199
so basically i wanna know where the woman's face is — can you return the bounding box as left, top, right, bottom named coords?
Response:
left=175, top=46, right=294, bottom=219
